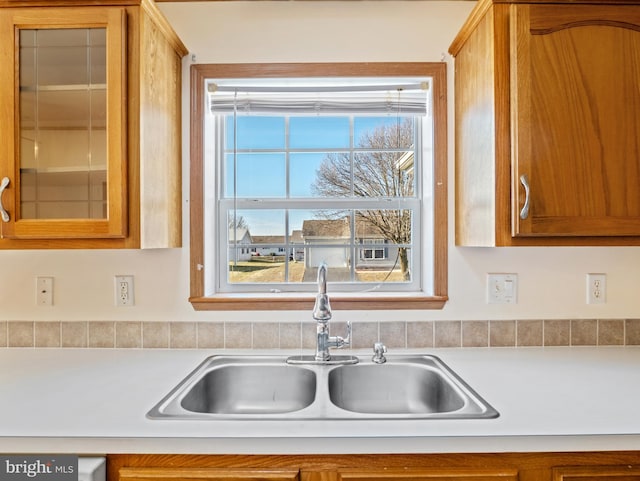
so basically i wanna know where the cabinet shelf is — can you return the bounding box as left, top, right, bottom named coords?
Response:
left=20, top=167, right=106, bottom=174
left=20, top=83, right=106, bottom=92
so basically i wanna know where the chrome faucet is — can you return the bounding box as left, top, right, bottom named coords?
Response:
left=312, top=262, right=332, bottom=322
left=287, top=262, right=357, bottom=365
left=313, top=262, right=351, bottom=361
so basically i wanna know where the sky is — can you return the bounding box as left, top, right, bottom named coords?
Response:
left=223, top=114, right=412, bottom=236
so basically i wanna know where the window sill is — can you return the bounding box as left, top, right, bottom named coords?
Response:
left=189, top=294, right=448, bottom=311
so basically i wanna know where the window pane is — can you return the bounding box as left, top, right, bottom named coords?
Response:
left=304, top=247, right=353, bottom=278
left=356, top=209, right=412, bottom=243
left=228, top=209, right=287, bottom=284
left=353, top=151, right=414, bottom=198
left=354, top=117, right=414, bottom=149
left=356, top=209, right=412, bottom=282
left=356, top=247, right=412, bottom=283
left=228, top=255, right=286, bottom=283
left=291, top=153, right=342, bottom=198
left=308, top=152, right=352, bottom=198
left=229, top=209, right=285, bottom=238
left=225, top=153, right=285, bottom=198
left=225, top=116, right=285, bottom=150
left=289, top=117, right=350, bottom=149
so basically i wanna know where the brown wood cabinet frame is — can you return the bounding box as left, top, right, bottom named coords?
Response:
left=188, top=62, right=448, bottom=311
left=108, top=452, right=640, bottom=481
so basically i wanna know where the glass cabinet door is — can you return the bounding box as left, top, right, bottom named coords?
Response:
left=0, top=7, right=127, bottom=239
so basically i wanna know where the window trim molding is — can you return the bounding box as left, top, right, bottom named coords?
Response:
left=189, top=63, right=448, bottom=311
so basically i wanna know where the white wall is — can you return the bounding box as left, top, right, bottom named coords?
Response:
left=1, top=1, right=639, bottom=323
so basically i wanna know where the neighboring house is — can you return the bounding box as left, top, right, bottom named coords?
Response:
left=229, top=219, right=399, bottom=269
left=394, top=150, right=414, bottom=175
left=251, top=235, right=286, bottom=257
left=302, top=218, right=351, bottom=268
left=228, top=227, right=252, bottom=262
left=228, top=231, right=305, bottom=263
left=252, top=233, right=305, bottom=261
left=355, top=218, right=399, bottom=270
left=301, top=218, right=398, bottom=270
left=290, top=230, right=305, bottom=261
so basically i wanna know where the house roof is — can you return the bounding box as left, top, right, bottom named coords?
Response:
left=229, top=228, right=251, bottom=242
left=355, top=218, right=386, bottom=238
left=302, top=217, right=387, bottom=239
left=252, top=235, right=285, bottom=244
left=302, top=219, right=350, bottom=238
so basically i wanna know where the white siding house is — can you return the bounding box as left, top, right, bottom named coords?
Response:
left=301, top=218, right=399, bottom=270
left=228, top=228, right=252, bottom=262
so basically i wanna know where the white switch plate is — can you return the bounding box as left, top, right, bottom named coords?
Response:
left=587, top=273, right=606, bottom=304
left=115, top=275, right=135, bottom=307
left=36, top=276, right=53, bottom=306
left=487, top=273, right=518, bottom=304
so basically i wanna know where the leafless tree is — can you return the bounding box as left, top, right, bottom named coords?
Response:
left=312, top=118, right=414, bottom=280
left=228, top=214, right=249, bottom=230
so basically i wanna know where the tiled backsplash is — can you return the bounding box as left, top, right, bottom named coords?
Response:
left=1, top=319, right=640, bottom=349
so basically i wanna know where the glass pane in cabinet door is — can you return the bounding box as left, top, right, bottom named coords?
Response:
left=19, top=28, right=107, bottom=220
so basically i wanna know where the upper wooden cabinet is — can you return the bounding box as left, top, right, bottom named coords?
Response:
left=0, top=0, right=187, bottom=248
left=449, top=0, right=640, bottom=246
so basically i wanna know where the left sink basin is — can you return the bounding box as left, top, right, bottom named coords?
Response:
left=147, top=356, right=316, bottom=418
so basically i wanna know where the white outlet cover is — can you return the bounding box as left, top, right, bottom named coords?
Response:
left=587, top=273, right=606, bottom=304
left=114, top=275, right=135, bottom=307
left=36, top=276, right=53, bottom=306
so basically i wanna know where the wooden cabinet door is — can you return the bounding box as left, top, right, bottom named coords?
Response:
left=511, top=4, right=640, bottom=237
left=336, top=468, right=519, bottom=481
left=0, top=6, right=127, bottom=239
left=118, top=467, right=300, bottom=481
left=553, top=465, right=640, bottom=481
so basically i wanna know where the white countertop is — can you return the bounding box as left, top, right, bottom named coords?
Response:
left=2, top=347, right=640, bottom=454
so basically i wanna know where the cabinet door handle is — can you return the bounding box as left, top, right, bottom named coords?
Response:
left=0, top=177, right=10, bottom=222
left=519, top=174, right=530, bottom=220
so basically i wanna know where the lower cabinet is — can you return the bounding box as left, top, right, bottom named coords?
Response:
left=119, top=467, right=300, bottom=481
left=553, top=466, right=640, bottom=481
left=107, top=453, right=640, bottom=481
left=335, top=468, right=518, bottom=481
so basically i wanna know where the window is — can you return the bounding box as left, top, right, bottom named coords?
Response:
left=361, top=239, right=388, bottom=261
left=190, top=63, right=447, bottom=311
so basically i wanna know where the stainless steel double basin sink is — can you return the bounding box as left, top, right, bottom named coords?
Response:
left=147, top=355, right=498, bottom=420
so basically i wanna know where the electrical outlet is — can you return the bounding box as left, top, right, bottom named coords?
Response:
left=115, top=275, right=135, bottom=307
left=36, top=276, right=53, bottom=306
left=487, top=273, right=517, bottom=304
left=587, top=273, right=606, bottom=304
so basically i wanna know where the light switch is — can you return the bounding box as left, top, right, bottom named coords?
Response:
left=487, top=273, right=517, bottom=304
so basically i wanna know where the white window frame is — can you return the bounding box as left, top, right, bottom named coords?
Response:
left=212, top=108, right=425, bottom=294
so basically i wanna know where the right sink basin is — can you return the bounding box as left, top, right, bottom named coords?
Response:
left=328, top=364, right=464, bottom=415
left=327, top=356, right=498, bottom=419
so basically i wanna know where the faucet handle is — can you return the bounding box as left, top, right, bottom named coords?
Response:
left=334, top=321, right=351, bottom=348
left=372, top=341, right=387, bottom=364
left=343, top=321, right=351, bottom=347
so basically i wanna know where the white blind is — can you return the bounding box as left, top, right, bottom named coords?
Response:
left=208, top=82, right=429, bottom=116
